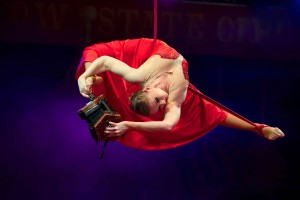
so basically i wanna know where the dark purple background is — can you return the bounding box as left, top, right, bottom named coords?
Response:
left=1, top=1, right=300, bottom=200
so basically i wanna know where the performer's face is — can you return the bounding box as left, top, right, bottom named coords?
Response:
left=143, top=87, right=168, bottom=115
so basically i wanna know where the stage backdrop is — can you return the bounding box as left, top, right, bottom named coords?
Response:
left=0, top=0, right=299, bottom=60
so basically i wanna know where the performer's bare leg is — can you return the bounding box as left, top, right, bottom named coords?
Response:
left=221, top=113, right=285, bottom=140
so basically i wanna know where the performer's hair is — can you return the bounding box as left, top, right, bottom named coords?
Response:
left=129, top=90, right=150, bottom=116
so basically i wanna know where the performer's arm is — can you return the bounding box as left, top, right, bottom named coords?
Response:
left=84, top=62, right=103, bottom=86
left=105, top=101, right=181, bottom=136
left=75, top=39, right=141, bottom=79
left=129, top=102, right=181, bottom=132
left=78, top=56, right=146, bottom=97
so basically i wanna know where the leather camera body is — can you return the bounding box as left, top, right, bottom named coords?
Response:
left=78, top=94, right=122, bottom=142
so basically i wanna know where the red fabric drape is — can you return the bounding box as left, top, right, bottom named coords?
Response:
left=75, top=38, right=227, bottom=150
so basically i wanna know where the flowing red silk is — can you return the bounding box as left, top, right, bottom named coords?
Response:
left=75, top=38, right=228, bottom=150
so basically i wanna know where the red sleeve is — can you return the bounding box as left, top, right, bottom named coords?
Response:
left=75, top=41, right=121, bottom=79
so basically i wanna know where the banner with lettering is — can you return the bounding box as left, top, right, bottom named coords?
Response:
left=0, top=0, right=299, bottom=60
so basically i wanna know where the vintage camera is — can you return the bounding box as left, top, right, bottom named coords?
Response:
left=78, top=94, right=122, bottom=142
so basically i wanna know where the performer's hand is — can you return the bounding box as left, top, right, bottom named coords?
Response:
left=105, top=121, right=128, bottom=138
left=78, top=76, right=92, bottom=98
left=85, top=76, right=94, bottom=92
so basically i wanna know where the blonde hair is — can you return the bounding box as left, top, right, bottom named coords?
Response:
left=129, top=90, right=150, bottom=116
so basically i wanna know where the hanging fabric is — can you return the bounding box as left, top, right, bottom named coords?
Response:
left=153, top=0, right=158, bottom=40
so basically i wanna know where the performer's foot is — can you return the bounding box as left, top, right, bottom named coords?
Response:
left=255, top=124, right=285, bottom=140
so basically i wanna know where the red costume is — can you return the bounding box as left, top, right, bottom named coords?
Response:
left=75, top=38, right=228, bottom=150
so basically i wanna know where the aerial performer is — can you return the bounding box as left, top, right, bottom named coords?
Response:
left=76, top=0, right=284, bottom=150
left=75, top=37, right=285, bottom=150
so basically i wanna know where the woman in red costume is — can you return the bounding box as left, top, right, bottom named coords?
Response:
left=76, top=38, right=284, bottom=150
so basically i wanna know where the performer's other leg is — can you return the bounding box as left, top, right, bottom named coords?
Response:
left=221, top=113, right=285, bottom=140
